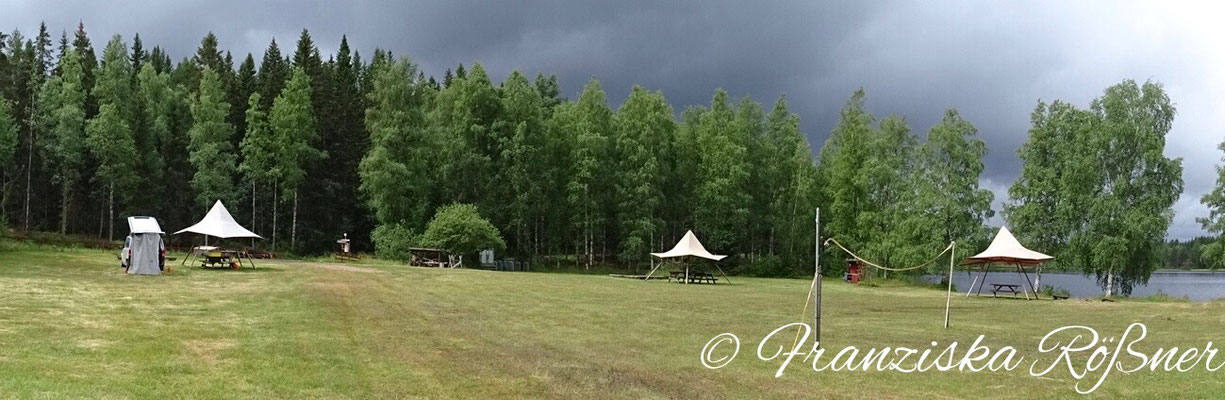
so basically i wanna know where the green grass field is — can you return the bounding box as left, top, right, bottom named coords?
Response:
left=1, top=243, right=1222, bottom=399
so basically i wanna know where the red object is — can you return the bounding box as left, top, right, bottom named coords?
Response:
left=845, top=260, right=862, bottom=284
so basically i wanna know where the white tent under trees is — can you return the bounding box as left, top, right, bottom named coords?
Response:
left=644, top=230, right=731, bottom=284
left=175, top=200, right=262, bottom=267
left=961, top=226, right=1053, bottom=299
left=175, top=200, right=262, bottom=239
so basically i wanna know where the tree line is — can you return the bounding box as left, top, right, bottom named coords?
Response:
left=0, top=23, right=826, bottom=272
left=0, top=23, right=1202, bottom=285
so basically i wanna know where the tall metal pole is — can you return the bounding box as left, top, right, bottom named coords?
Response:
left=813, top=208, right=821, bottom=346
left=943, top=241, right=955, bottom=329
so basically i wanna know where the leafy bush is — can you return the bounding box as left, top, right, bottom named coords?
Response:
left=371, top=223, right=418, bottom=261
left=420, top=203, right=505, bottom=260
left=741, top=254, right=792, bottom=277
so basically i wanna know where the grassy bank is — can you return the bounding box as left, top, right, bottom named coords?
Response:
left=0, top=244, right=1221, bottom=398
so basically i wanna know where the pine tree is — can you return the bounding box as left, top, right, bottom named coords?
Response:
left=270, top=67, right=323, bottom=250
left=257, top=39, right=289, bottom=111
left=187, top=67, right=236, bottom=209
left=232, top=53, right=257, bottom=140
left=193, top=32, right=224, bottom=72
left=129, top=34, right=145, bottom=73
left=71, top=22, right=97, bottom=117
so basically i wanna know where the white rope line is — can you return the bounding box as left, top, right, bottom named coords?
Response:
left=823, top=238, right=954, bottom=272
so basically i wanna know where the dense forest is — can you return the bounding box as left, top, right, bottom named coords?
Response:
left=0, top=23, right=1212, bottom=286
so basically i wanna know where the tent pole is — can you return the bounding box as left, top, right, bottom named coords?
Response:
left=965, top=265, right=981, bottom=297
left=712, top=263, right=732, bottom=284
left=943, top=241, right=954, bottom=329
left=182, top=237, right=198, bottom=266
left=976, top=267, right=990, bottom=296
left=685, top=264, right=689, bottom=285
left=643, top=257, right=664, bottom=281
left=1018, top=263, right=1037, bottom=299
left=813, top=208, right=821, bottom=345
left=1016, top=264, right=1031, bottom=300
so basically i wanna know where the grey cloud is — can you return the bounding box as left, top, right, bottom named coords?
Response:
left=3, top=0, right=1220, bottom=239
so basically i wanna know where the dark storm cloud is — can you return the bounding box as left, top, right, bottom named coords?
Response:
left=4, top=0, right=1221, bottom=239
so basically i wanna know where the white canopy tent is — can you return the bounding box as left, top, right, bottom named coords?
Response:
left=174, top=200, right=262, bottom=239
left=643, top=230, right=731, bottom=284
left=175, top=200, right=262, bottom=267
left=962, top=226, right=1053, bottom=299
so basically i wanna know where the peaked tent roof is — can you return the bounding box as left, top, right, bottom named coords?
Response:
left=963, top=226, right=1052, bottom=265
left=173, top=200, right=262, bottom=239
left=651, top=230, right=726, bottom=261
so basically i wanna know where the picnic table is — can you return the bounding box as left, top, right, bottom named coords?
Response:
left=668, top=270, right=718, bottom=284
left=195, top=247, right=252, bottom=269
left=990, top=283, right=1022, bottom=298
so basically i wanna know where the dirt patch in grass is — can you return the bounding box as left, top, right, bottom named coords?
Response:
left=183, top=339, right=236, bottom=367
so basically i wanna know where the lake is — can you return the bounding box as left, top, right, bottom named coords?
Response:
left=922, top=270, right=1225, bottom=301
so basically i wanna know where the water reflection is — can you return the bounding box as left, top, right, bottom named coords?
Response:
left=922, top=271, right=1225, bottom=301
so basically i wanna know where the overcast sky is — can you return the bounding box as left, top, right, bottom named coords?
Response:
left=4, top=0, right=1223, bottom=239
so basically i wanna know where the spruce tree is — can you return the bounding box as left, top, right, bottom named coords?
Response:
left=187, top=68, right=236, bottom=209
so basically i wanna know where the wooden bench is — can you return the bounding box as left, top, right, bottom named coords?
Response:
left=668, top=271, right=718, bottom=284
left=991, top=283, right=1022, bottom=298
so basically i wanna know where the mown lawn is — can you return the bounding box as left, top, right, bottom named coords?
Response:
left=0, top=243, right=1222, bottom=399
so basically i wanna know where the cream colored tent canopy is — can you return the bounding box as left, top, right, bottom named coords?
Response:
left=174, top=200, right=262, bottom=239
left=645, top=230, right=730, bottom=284
left=962, top=226, right=1052, bottom=265
left=651, top=230, right=726, bottom=260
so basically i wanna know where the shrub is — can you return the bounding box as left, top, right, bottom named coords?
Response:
left=419, top=203, right=505, bottom=260
left=372, top=223, right=417, bottom=261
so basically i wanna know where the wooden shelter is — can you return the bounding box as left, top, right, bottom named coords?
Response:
left=409, top=248, right=456, bottom=268
left=962, top=226, right=1053, bottom=299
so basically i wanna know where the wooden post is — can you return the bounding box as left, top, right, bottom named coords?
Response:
left=944, top=241, right=955, bottom=329
left=813, top=208, right=821, bottom=346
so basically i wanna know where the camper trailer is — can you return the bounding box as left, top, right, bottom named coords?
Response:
left=122, top=216, right=166, bottom=275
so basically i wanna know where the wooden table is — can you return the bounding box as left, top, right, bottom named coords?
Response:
left=991, top=283, right=1022, bottom=298
left=668, top=271, right=718, bottom=284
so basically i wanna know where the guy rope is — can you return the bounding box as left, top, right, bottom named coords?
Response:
left=793, top=236, right=958, bottom=350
